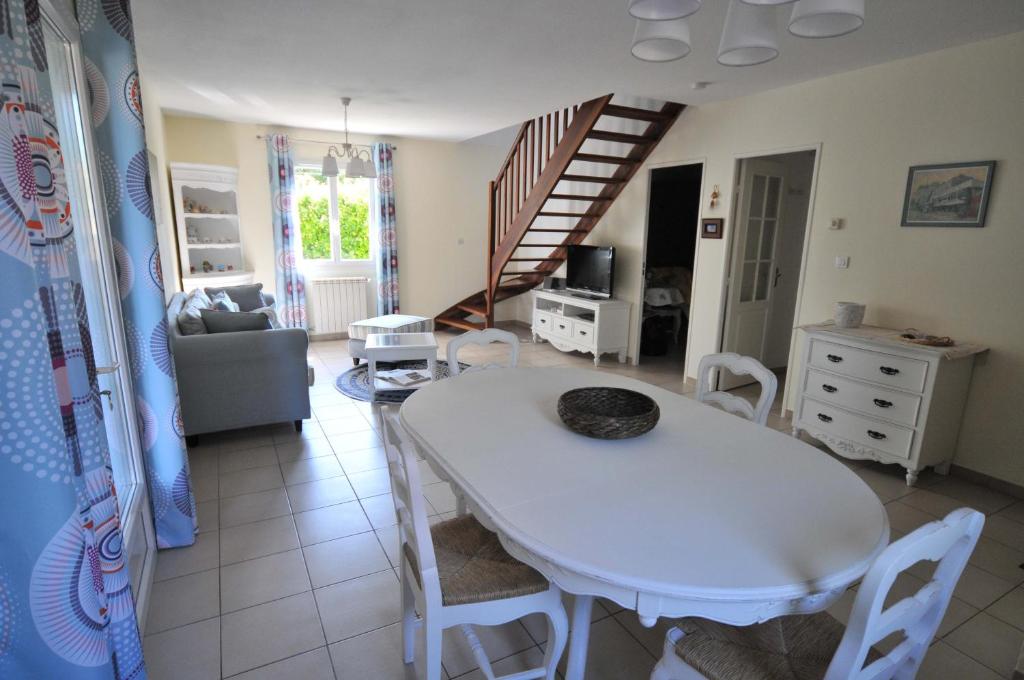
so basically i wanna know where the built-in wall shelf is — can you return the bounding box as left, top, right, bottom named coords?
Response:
left=171, top=162, right=253, bottom=285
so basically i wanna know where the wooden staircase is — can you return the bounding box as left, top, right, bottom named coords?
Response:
left=435, top=94, right=684, bottom=331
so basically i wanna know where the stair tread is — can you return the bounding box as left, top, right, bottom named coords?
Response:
left=585, top=129, right=656, bottom=144
left=537, top=211, right=588, bottom=217
left=573, top=152, right=635, bottom=165
left=456, top=303, right=487, bottom=316
left=529, top=228, right=590, bottom=233
left=601, top=104, right=674, bottom=122
left=436, top=316, right=485, bottom=331
left=560, top=174, right=625, bottom=184
left=548, top=193, right=611, bottom=201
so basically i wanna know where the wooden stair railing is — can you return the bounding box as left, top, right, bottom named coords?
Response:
left=435, top=95, right=684, bottom=332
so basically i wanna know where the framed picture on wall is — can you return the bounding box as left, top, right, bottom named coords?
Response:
left=701, top=218, right=724, bottom=239
left=901, top=161, right=996, bottom=227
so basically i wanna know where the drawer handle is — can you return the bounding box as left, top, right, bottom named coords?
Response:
left=879, top=366, right=900, bottom=376
left=817, top=413, right=833, bottom=423
left=578, top=330, right=587, bottom=336
left=867, top=430, right=887, bottom=440
left=821, top=384, right=837, bottom=393
left=826, top=354, right=843, bottom=363
left=873, top=398, right=893, bottom=408
left=558, top=324, right=566, bottom=330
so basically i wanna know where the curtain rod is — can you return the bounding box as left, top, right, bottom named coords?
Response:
left=254, top=134, right=396, bottom=150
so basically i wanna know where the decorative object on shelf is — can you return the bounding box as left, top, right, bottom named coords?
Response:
left=709, top=184, right=720, bottom=208
left=899, top=329, right=954, bottom=347
left=202, top=260, right=213, bottom=273
left=627, top=0, right=864, bottom=66
left=215, top=264, right=226, bottom=272
left=557, top=387, right=660, bottom=439
left=321, top=98, right=378, bottom=179
left=701, top=217, right=724, bottom=239
left=900, top=161, right=996, bottom=228
left=834, top=301, right=866, bottom=328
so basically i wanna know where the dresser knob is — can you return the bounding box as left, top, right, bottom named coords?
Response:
left=817, top=413, right=833, bottom=423
left=867, top=430, right=887, bottom=440
left=879, top=366, right=900, bottom=376
left=821, top=384, right=837, bottom=393
left=873, top=398, right=893, bottom=408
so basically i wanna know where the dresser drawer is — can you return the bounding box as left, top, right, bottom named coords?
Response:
left=808, top=340, right=928, bottom=393
left=804, top=368, right=921, bottom=427
left=550, top=316, right=573, bottom=339
left=533, top=311, right=553, bottom=333
left=799, top=398, right=914, bottom=460
left=572, top=320, right=595, bottom=346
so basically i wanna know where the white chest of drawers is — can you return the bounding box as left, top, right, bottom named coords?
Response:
left=792, top=324, right=987, bottom=485
left=531, top=290, right=630, bottom=365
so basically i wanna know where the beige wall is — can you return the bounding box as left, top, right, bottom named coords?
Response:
left=160, top=116, right=506, bottom=318
left=588, top=32, right=1024, bottom=485
left=140, top=81, right=178, bottom=297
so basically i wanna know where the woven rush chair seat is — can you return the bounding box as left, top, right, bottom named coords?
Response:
left=404, top=514, right=548, bottom=606
left=673, top=612, right=878, bottom=680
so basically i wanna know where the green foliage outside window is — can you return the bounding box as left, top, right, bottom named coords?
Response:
left=296, top=170, right=371, bottom=260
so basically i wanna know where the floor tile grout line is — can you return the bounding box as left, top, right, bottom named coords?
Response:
left=218, top=644, right=334, bottom=680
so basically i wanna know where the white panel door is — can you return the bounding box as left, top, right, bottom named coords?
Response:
left=720, top=159, right=785, bottom=390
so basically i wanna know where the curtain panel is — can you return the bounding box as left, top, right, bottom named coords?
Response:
left=372, top=143, right=399, bottom=315
left=266, top=135, right=307, bottom=327
left=78, top=0, right=197, bottom=548
left=0, top=0, right=146, bottom=676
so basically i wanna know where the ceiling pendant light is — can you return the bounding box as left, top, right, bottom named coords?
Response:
left=718, top=0, right=779, bottom=67
left=321, top=97, right=377, bottom=179
left=631, top=18, right=692, bottom=62
left=789, top=0, right=864, bottom=38
left=628, top=0, right=702, bottom=21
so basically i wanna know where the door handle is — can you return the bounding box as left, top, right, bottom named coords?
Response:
left=99, top=389, right=114, bottom=411
left=773, top=267, right=782, bottom=288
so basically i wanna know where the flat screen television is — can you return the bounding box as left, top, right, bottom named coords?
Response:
left=566, top=245, right=615, bottom=299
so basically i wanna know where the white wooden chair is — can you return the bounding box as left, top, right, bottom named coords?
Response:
left=446, top=328, right=520, bottom=376
left=650, top=507, right=985, bottom=680
left=380, top=409, right=569, bottom=680
left=696, top=352, right=778, bottom=426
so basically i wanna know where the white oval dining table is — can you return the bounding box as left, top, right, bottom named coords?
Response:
left=400, top=367, right=889, bottom=680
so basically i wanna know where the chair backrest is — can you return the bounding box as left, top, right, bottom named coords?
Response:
left=381, top=409, right=443, bottom=605
left=446, top=328, right=520, bottom=376
left=825, top=508, right=984, bottom=680
left=696, top=352, right=778, bottom=426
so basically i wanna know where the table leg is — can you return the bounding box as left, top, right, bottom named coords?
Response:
left=367, top=357, right=377, bottom=402
left=427, top=356, right=437, bottom=381
left=564, top=595, right=594, bottom=680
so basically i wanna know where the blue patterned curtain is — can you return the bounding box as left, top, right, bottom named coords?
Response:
left=78, top=0, right=196, bottom=548
left=372, top=143, right=399, bottom=315
left=266, top=134, right=307, bottom=327
left=0, top=1, right=146, bottom=677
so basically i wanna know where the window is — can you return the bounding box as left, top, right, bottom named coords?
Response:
left=295, top=167, right=372, bottom=261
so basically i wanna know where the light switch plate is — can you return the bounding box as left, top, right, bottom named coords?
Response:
left=835, top=256, right=850, bottom=269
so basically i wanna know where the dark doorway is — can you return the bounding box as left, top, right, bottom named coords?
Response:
left=639, top=163, right=703, bottom=372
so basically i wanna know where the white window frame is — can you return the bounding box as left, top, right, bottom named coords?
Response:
left=296, top=165, right=375, bottom=266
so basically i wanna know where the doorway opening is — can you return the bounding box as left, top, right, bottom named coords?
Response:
left=718, top=149, right=817, bottom=403
left=638, top=162, right=703, bottom=374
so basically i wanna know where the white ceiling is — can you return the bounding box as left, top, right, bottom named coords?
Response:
left=133, top=0, right=1024, bottom=142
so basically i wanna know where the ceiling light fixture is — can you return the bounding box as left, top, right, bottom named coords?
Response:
left=321, top=97, right=377, bottom=179
left=718, top=0, right=779, bottom=67
left=631, top=18, right=692, bottom=62
left=626, top=0, right=863, bottom=66
left=788, top=0, right=865, bottom=38
left=628, top=0, right=702, bottom=21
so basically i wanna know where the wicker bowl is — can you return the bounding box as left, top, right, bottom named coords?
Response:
left=557, top=387, right=660, bottom=439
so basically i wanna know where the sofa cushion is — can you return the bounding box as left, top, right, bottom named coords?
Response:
left=251, top=305, right=281, bottom=329
left=177, top=289, right=212, bottom=336
left=200, top=308, right=271, bottom=333
left=210, top=291, right=240, bottom=312
left=204, top=283, right=266, bottom=312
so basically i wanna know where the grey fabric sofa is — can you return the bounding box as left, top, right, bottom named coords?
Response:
left=167, top=291, right=311, bottom=442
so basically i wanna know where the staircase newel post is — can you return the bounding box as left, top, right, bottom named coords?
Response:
left=485, top=180, right=496, bottom=328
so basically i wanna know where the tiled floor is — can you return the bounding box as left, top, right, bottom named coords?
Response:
left=144, top=326, right=1024, bottom=679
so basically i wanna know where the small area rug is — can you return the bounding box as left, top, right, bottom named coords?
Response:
left=334, top=359, right=466, bottom=403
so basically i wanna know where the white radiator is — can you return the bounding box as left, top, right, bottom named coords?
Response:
left=309, top=277, right=369, bottom=336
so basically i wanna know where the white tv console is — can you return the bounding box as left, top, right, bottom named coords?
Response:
left=531, top=290, right=630, bottom=365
